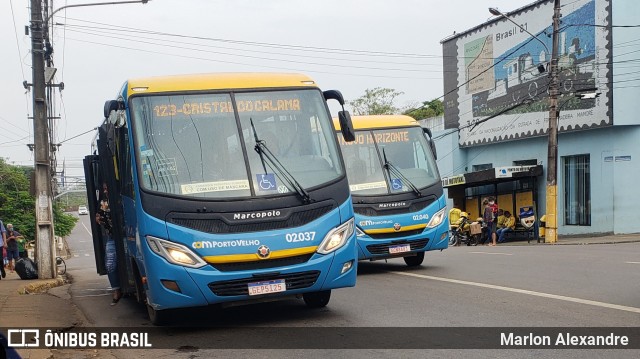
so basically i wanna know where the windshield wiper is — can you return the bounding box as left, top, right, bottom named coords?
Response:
left=382, top=148, right=422, bottom=197
left=250, top=119, right=311, bottom=203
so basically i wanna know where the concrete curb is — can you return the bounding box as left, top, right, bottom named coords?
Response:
left=498, top=239, right=640, bottom=247
left=546, top=239, right=640, bottom=245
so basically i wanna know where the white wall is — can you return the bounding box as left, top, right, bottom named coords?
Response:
left=612, top=0, right=640, bottom=126
left=436, top=125, right=640, bottom=235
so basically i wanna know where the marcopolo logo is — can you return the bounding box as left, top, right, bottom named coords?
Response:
left=378, top=202, right=408, bottom=209
left=232, top=210, right=282, bottom=220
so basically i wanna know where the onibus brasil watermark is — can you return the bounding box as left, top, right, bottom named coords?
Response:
left=7, top=329, right=152, bottom=349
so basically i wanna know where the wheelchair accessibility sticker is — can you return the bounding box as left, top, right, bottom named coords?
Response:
left=257, top=173, right=277, bottom=191
left=391, top=179, right=403, bottom=190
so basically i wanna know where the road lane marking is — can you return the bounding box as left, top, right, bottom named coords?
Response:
left=84, top=253, right=90, bottom=257
left=625, top=261, right=640, bottom=264
left=392, top=271, right=640, bottom=314
left=73, top=294, right=110, bottom=298
left=73, top=254, right=79, bottom=258
left=469, top=252, right=513, bottom=255
left=81, top=222, right=92, bottom=235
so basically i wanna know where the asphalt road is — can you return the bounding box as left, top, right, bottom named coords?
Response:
left=62, top=214, right=640, bottom=358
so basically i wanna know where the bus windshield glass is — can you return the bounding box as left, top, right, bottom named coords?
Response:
left=338, top=127, right=439, bottom=195
left=130, top=89, right=343, bottom=198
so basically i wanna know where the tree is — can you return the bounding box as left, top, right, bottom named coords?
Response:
left=404, top=99, right=444, bottom=120
left=349, top=87, right=404, bottom=115
left=0, top=158, right=77, bottom=240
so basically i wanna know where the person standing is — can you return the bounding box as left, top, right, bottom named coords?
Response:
left=95, top=182, right=122, bottom=305
left=483, top=197, right=498, bottom=246
left=0, top=219, right=6, bottom=279
left=4, top=224, right=22, bottom=273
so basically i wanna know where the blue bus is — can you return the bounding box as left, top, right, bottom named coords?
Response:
left=334, top=115, right=448, bottom=266
left=84, top=73, right=357, bottom=324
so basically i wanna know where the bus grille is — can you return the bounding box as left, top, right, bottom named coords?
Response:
left=367, top=229, right=425, bottom=240
left=354, top=197, right=435, bottom=217
left=169, top=205, right=333, bottom=234
left=366, top=239, right=429, bottom=255
left=208, top=270, right=321, bottom=296
left=210, top=254, right=314, bottom=272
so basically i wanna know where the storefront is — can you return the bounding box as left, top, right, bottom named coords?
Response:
left=442, top=165, right=542, bottom=221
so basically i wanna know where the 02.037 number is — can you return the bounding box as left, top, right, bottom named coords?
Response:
left=285, top=232, right=316, bottom=243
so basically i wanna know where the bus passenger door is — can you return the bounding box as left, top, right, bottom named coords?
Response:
left=83, top=154, right=106, bottom=275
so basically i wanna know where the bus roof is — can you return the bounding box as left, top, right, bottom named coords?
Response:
left=333, top=114, right=419, bottom=131
left=125, top=73, right=318, bottom=96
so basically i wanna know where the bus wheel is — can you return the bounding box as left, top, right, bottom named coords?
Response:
left=403, top=251, right=425, bottom=267
left=147, top=304, right=170, bottom=326
left=132, top=265, right=145, bottom=304
left=303, top=290, right=331, bottom=308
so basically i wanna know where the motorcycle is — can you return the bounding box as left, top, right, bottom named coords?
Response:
left=449, top=213, right=483, bottom=246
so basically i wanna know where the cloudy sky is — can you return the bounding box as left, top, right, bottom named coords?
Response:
left=1, top=0, right=534, bottom=180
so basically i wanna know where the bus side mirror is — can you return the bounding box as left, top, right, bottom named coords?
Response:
left=338, top=111, right=355, bottom=142
left=323, top=90, right=345, bottom=106
left=422, top=127, right=437, bottom=160
left=104, top=100, right=119, bottom=119
left=324, top=89, right=354, bottom=141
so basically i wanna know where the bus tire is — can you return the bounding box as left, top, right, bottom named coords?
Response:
left=303, top=290, right=331, bottom=308
left=403, top=251, right=424, bottom=267
left=132, top=264, right=145, bottom=305
left=147, top=304, right=170, bottom=326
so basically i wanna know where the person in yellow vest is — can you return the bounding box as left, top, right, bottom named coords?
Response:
left=497, top=211, right=516, bottom=243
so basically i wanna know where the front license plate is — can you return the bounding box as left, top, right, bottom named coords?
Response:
left=247, top=279, right=286, bottom=296
left=389, top=244, right=411, bottom=254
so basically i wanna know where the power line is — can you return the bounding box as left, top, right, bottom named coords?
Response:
left=64, top=37, right=442, bottom=80
left=8, top=0, right=26, bottom=81
left=62, top=27, right=441, bottom=73
left=54, top=16, right=441, bottom=59
left=57, top=127, right=98, bottom=145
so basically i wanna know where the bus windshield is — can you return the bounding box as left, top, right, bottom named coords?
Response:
left=130, top=89, right=343, bottom=199
left=338, top=127, right=439, bottom=196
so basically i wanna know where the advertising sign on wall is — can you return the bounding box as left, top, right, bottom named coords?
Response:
left=442, top=0, right=612, bottom=147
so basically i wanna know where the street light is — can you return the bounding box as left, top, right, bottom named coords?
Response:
left=46, top=0, right=150, bottom=25
left=490, top=1, right=561, bottom=243
left=29, top=0, right=151, bottom=279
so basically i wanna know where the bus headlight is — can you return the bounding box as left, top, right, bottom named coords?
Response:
left=355, top=226, right=366, bottom=237
left=317, top=218, right=354, bottom=254
left=146, top=236, right=207, bottom=268
left=426, top=208, right=447, bottom=229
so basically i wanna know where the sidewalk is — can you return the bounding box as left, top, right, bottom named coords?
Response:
left=0, top=271, right=82, bottom=359
left=501, top=232, right=640, bottom=246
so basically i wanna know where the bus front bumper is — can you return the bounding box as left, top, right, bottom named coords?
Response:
left=143, top=237, right=357, bottom=311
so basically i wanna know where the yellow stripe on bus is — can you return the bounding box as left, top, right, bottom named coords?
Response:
left=203, top=245, right=318, bottom=264
left=364, top=223, right=427, bottom=235
left=127, top=73, right=317, bottom=96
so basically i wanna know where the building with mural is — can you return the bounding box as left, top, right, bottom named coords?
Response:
left=437, top=0, right=639, bottom=235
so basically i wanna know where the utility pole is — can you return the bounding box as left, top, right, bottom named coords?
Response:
left=545, top=0, right=561, bottom=243
left=30, top=0, right=56, bottom=278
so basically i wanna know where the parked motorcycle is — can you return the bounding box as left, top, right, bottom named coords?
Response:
left=449, top=213, right=482, bottom=246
